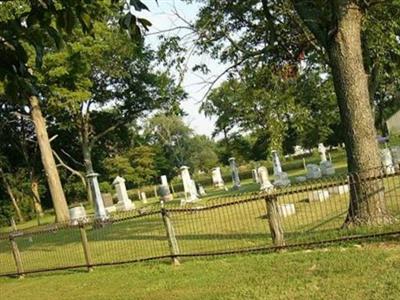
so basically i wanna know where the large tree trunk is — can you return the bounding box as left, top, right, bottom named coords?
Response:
left=29, top=96, right=70, bottom=222
left=326, top=2, right=391, bottom=225
left=0, top=169, right=24, bottom=222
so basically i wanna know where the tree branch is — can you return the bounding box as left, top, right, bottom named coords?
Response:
left=52, top=150, right=87, bottom=188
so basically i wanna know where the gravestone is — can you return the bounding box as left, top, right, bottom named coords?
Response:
left=158, top=185, right=173, bottom=202
left=87, top=172, right=108, bottom=220
left=140, top=192, right=147, bottom=204
left=306, top=164, right=322, bottom=179
left=271, top=150, right=283, bottom=176
left=328, top=184, right=349, bottom=195
left=257, top=166, right=274, bottom=191
left=391, top=146, right=400, bottom=170
left=101, top=193, right=116, bottom=214
left=160, top=175, right=173, bottom=201
left=180, top=166, right=198, bottom=202
left=252, top=169, right=260, bottom=183
left=113, top=176, right=135, bottom=211
left=198, top=184, right=207, bottom=196
left=318, top=143, right=327, bottom=162
left=308, top=189, right=330, bottom=202
left=228, top=157, right=241, bottom=189
left=295, top=176, right=307, bottom=183
left=320, top=160, right=335, bottom=176
left=380, top=148, right=395, bottom=174
left=278, top=203, right=296, bottom=217
left=69, top=205, right=89, bottom=225
left=273, top=172, right=291, bottom=187
left=211, top=167, right=225, bottom=188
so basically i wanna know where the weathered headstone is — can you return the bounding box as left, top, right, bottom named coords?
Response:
left=271, top=150, right=283, bottom=176
left=257, top=166, right=273, bottom=191
left=228, top=157, right=241, bottom=189
left=101, top=193, right=114, bottom=207
left=391, top=146, right=400, bottom=170
left=211, top=167, right=225, bottom=188
left=180, top=166, right=198, bottom=202
left=252, top=169, right=260, bottom=183
left=380, top=148, right=395, bottom=174
left=160, top=175, right=173, bottom=201
left=158, top=184, right=173, bottom=202
left=273, top=172, right=291, bottom=187
left=113, top=176, right=135, bottom=211
left=306, top=164, right=322, bottom=179
left=69, top=205, right=88, bottom=225
left=320, top=160, right=335, bottom=176
left=140, top=192, right=147, bottom=204
left=87, top=172, right=108, bottom=220
left=318, top=143, right=327, bottom=162
left=295, top=176, right=307, bottom=183
left=198, top=184, right=207, bottom=196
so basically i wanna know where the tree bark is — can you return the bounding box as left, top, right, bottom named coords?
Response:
left=326, top=2, right=391, bottom=225
left=0, top=168, right=24, bottom=222
left=81, top=128, right=94, bottom=204
left=30, top=175, right=44, bottom=217
left=29, top=96, right=70, bottom=222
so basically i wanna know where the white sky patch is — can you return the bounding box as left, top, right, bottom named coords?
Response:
left=136, top=0, right=229, bottom=138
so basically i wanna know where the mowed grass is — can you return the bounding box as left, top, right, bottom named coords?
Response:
left=1, top=242, right=400, bottom=300
left=1, top=171, right=400, bottom=276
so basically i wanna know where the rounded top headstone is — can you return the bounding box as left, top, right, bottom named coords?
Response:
left=228, top=157, right=235, bottom=161
left=180, top=166, right=189, bottom=170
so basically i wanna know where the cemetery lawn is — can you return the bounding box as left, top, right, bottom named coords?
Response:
left=1, top=242, right=400, bottom=300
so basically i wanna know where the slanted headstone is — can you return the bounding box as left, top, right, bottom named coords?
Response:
left=180, top=166, right=198, bottom=202
left=211, top=167, right=225, bottom=188
left=113, top=176, right=135, bottom=211
left=308, top=189, right=330, bottom=202
left=252, top=169, right=260, bottom=183
left=228, top=157, right=241, bottom=189
left=257, top=166, right=273, bottom=191
left=318, top=143, right=327, bottom=162
left=160, top=175, right=173, bottom=201
left=380, top=148, right=395, bottom=174
left=87, top=172, right=108, bottom=220
left=306, top=164, right=322, bottom=179
left=271, top=150, right=283, bottom=176
left=140, top=192, right=147, bottom=204
left=278, top=203, right=296, bottom=217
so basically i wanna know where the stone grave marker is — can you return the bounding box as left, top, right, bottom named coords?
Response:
left=228, top=157, right=241, bottom=189
left=113, top=176, right=135, bottom=211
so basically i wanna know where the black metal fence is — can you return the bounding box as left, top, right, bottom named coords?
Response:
left=1, top=167, right=400, bottom=277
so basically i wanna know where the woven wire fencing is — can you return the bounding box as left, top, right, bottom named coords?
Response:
left=1, top=167, right=400, bottom=277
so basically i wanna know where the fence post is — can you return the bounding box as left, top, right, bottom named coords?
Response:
left=79, top=223, right=93, bottom=272
left=9, top=232, right=24, bottom=278
left=265, top=194, right=285, bottom=248
left=160, top=203, right=180, bottom=265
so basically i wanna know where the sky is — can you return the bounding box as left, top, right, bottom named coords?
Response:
left=137, top=0, right=228, bottom=137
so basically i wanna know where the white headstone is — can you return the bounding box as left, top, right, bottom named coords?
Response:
left=189, top=179, right=199, bottom=202
left=228, top=157, right=241, bottom=189
left=87, top=172, right=108, bottom=220
left=198, top=185, right=206, bottom=196
left=112, top=176, right=135, bottom=211
left=257, top=166, right=274, bottom=191
left=160, top=175, right=173, bottom=201
left=180, top=166, right=198, bottom=202
left=328, top=184, right=349, bottom=195
left=140, top=192, right=147, bottom=204
left=278, top=203, right=296, bottom=217
left=380, top=148, right=395, bottom=174
left=271, top=150, right=283, bottom=175
left=211, top=167, right=225, bottom=188
left=308, top=189, right=330, bottom=202
left=306, top=164, right=322, bottom=179
left=161, top=175, right=169, bottom=187
left=252, top=169, right=260, bottom=183
left=69, top=205, right=88, bottom=225
left=318, top=143, right=327, bottom=162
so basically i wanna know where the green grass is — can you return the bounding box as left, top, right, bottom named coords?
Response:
left=1, top=242, right=400, bottom=299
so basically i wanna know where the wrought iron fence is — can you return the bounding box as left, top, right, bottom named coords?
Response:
left=1, top=167, right=400, bottom=277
